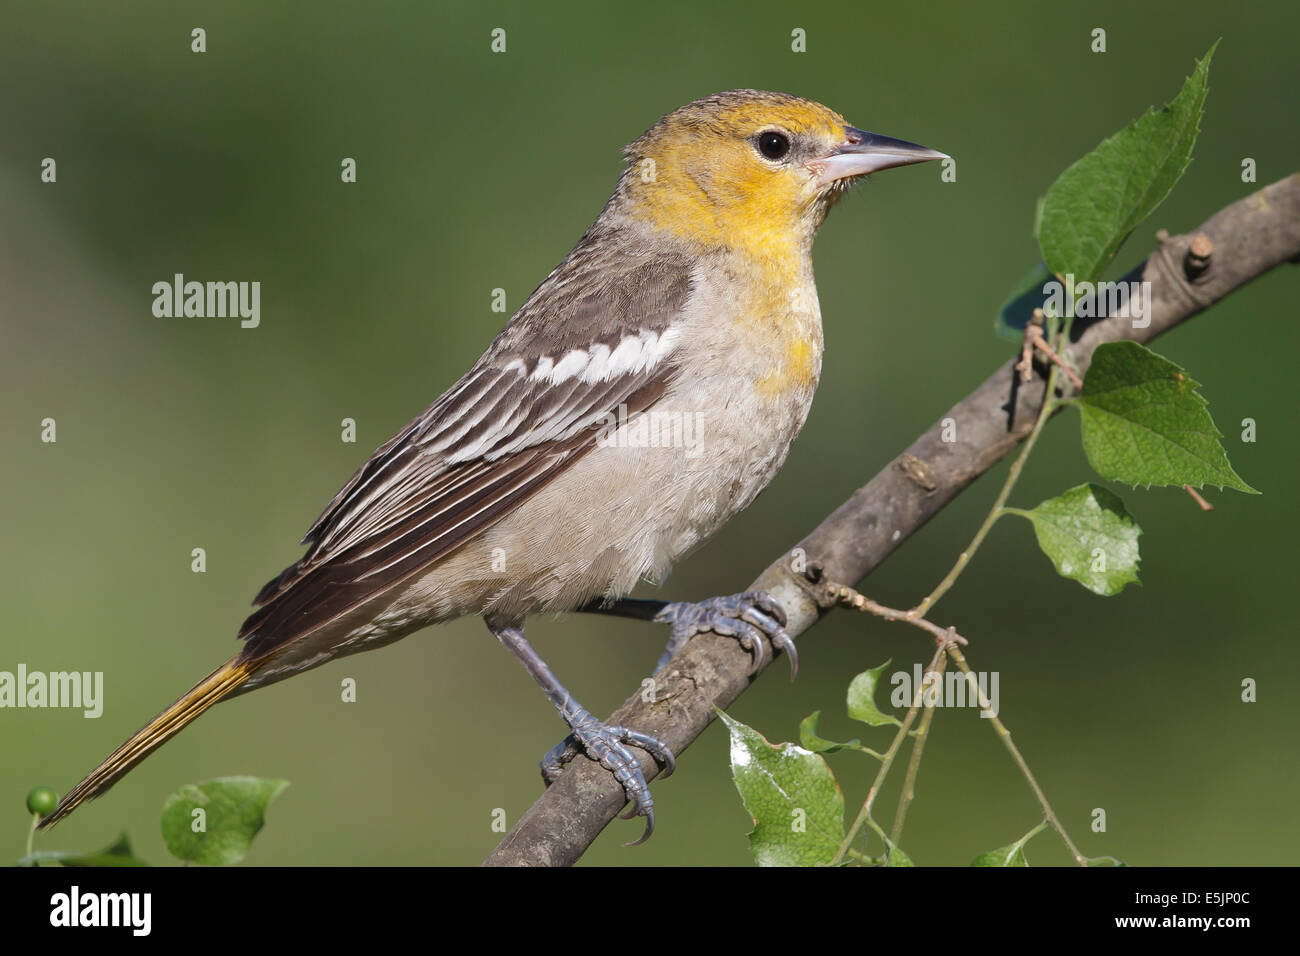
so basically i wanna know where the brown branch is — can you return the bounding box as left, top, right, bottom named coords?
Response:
left=483, top=173, right=1300, bottom=867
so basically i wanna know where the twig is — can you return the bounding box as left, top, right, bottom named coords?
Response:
left=1029, top=324, right=1084, bottom=390
left=827, top=583, right=967, bottom=646
left=1183, top=485, right=1214, bottom=510
left=1018, top=308, right=1084, bottom=389
left=909, top=360, right=1062, bottom=621
left=946, top=644, right=1086, bottom=865
left=832, top=640, right=949, bottom=865
left=1015, top=310, right=1041, bottom=383
left=889, top=652, right=945, bottom=848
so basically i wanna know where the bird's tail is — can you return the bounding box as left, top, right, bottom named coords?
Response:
left=36, top=654, right=268, bottom=830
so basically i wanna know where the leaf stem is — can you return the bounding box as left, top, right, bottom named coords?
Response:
left=832, top=641, right=947, bottom=865
left=946, top=644, right=1087, bottom=866
left=888, top=651, right=946, bottom=847
left=910, top=363, right=1063, bottom=620
left=1020, top=818, right=1050, bottom=845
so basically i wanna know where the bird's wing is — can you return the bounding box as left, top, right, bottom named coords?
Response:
left=238, top=243, right=694, bottom=659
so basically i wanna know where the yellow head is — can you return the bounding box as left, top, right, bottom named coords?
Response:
left=618, top=89, right=946, bottom=260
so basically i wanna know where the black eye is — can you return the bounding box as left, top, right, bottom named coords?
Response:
left=757, top=131, right=790, bottom=160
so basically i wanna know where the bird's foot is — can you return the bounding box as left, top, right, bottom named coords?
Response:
left=541, top=706, right=674, bottom=846
left=652, top=590, right=796, bottom=678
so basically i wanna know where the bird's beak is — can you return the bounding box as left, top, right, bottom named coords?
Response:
left=809, top=126, right=948, bottom=187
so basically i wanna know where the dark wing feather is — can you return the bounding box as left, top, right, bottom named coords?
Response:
left=238, top=236, right=693, bottom=660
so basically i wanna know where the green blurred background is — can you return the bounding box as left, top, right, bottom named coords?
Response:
left=3, top=1, right=1297, bottom=866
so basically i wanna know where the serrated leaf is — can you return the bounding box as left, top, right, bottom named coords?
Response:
left=161, top=776, right=289, bottom=865
left=972, top=842, right=1030, bottom=867
left=1017, top=483, right=1141, bottom=596
left=1077, top=341, right=1256, bottom=492
left=798, top=711, right=861, bottom=754
left=995, top=261, right=1055, bottom=343
left=16, top=833, right=148, bottom=867
left=1036, top=41, right=1217, bottom=282
left=847, top=660, right=901, bottom=728
left=719, top=710, right=844, bottom=866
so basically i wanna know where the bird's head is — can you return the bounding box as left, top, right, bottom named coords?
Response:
left=618, top=89, right=946, bottom=261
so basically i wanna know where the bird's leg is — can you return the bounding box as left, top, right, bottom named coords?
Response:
left=579, top=591, right=797, bottom=678
left=488, top=621, right=674, bottom=845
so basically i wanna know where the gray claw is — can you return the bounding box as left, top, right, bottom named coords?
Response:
left=540, top=735, right=579, bottom=786
left=653, top=590, right=796, bottom=677
left=751, top=591, right=789, bottom=627
left=771, top=632, right=799, bottom=680
left=540, top=712, right=674, bottom=844
left=622, top=809, right=654, bottom=847
left=618, top=727, right=676, bottom=779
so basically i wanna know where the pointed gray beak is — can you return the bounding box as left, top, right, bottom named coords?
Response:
left=810, top=126, right=948, bottom=187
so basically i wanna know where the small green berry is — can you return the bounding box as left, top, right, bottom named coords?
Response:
left=26, top=786, right=57, bottom=818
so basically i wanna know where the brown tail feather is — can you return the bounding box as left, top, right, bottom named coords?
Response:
left=37, top=655, right=267, bottom=829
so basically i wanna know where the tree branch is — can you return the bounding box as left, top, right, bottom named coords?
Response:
left=483, top=173, right=1300, bottom=867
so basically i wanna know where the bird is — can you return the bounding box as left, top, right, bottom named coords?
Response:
left=39, top=89, right=946, bottom=843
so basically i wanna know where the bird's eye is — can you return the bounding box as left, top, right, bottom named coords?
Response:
left=757, top=131, right=791, bottom=161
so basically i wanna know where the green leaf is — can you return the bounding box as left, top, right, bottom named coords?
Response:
left=719, top=710, right=844, bottom=866
left=971, top=842, right=1030, bottom=867
left=1036, top=41, right=1217, bottom=282
left=1015, top=483, right=1142, bottom=596
left=16, top=833, right=149, bottom=867
left=886, top=843, right=914, bottom=867
left=995, top=261, right=1054, bottom=343
left=1076, top=341, right=1256, bottom=492
left=847, top=660, right=901, bottom=728
left=161, top=776, right=289, bottom=865
left=798, top=711, right=862, bottom=754
left=1087, top=856, right=1129, bottom=867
